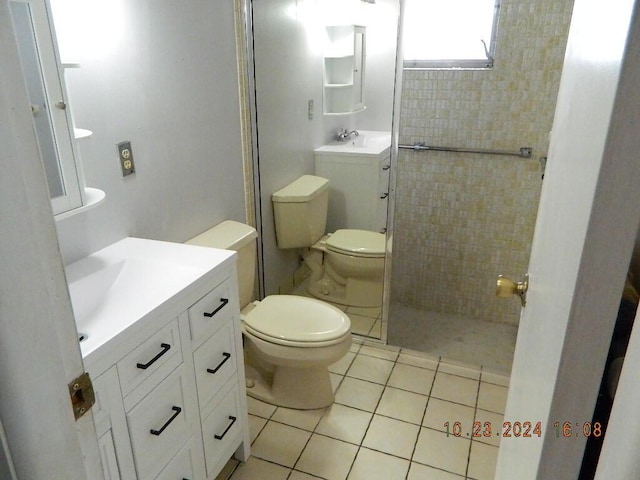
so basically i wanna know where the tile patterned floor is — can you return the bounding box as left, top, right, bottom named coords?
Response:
left=221, top=341, right=510, bottom=480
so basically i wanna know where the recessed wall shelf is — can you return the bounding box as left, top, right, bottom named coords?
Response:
left=323, top=25, right=366, bottom=115
left=55, top=187, right=106, bottom=221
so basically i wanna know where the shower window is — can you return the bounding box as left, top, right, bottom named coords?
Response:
left=403, top=0, right=500, bottom=69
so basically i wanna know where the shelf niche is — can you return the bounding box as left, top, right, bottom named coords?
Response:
left=323, top=25, right=366, bottom=115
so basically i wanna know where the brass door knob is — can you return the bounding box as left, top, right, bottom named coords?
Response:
left=496, top=274, right=529, bottom=307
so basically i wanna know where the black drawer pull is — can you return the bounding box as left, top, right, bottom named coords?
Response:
left=136, top=343, right=171, bottom=370
left=150, top=406, right=182, bottom=436
left=214, top=415, right=237, bottom=440
left=380, top=193, right=389, bottom=199
left=382, top=164, right=390, bottom=170
left=203, top=298, right=229, bottom=318
left=207, top=352, right=231, bottom=375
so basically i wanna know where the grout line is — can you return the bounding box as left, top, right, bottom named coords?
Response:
left=406, top=361, right=440, bottom=480
left=465, top=367, right=484, bottom=479
left=343, top=346, right=402, bottom=479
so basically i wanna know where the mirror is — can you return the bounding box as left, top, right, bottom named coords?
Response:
left=250, top=0, right=399, bottom=341
left=10, top=0, right=85, bottom=216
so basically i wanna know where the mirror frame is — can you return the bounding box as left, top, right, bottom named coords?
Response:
left=10, top=0, right=83, bottom=216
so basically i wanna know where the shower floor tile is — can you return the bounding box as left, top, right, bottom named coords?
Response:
left=388, top=303, right=518, bottom=373
left=222, top=343, right=510, bottom=480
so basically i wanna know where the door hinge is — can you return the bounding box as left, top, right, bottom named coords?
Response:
left=68, top=372, right=95, bottom=420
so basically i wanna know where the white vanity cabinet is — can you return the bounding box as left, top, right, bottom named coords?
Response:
left=315, top=151, right=391, bottom=234
left=79, top=243, right=249, bottom=480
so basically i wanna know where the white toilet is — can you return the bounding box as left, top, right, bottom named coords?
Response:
left=272, top=175, right=385, bottom=307
left=187, top=220, right=352, bottom=410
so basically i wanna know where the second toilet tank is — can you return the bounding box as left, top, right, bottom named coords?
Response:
left=272, top=175, right=329, bottom=249
left=186, top=220, right=257, bottom=309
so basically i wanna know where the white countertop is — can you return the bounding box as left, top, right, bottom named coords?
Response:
left=65, top=237, right=234, bottom=360
left=314, top=130, right=391, bottom=157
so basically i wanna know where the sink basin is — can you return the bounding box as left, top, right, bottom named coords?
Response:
left=315, top=130, right=391, bottom=156
left=65, top=237, right=234, bottom=358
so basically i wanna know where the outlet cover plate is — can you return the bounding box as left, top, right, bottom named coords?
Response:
left=117, top=141, right=135, bottom=177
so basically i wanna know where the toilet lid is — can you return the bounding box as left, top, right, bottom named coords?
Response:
left=325, top=229, right=386, bottom=257
left=244, top=295, right=350, bottom=346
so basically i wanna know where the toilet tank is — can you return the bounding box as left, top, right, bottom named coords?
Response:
left=272, top=175, right=329, bottom=249
left=186, top=220, right=257, bottom=309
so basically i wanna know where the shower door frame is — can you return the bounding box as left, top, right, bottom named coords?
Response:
left=240, top=0, right=406, bottom=345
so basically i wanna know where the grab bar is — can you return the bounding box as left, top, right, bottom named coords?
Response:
left=398, top=143, right=532, bottom=159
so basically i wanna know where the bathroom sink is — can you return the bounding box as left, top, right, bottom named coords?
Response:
left=65, top=237, right=234, bottom=358
left=315, top=130, right=391, bottom=156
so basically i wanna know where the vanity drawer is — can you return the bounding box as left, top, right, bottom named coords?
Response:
left=127, top=366, right=191, bottom=480
left=193, top=322, right=236, bottom=409
left=188, top=279, right=234, bottom=345
left=202, top=385, right=242, bottom=477
left=154, top=440, right=197, bottom=480
left=118, top=319, right=182, bottom=397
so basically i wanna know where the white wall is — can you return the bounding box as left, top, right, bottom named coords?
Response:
left=253, top=0, right=398, bottom=295
left=51, top=0, right=247, bottom=264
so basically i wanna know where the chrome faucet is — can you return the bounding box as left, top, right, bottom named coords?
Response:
left=337, top=129, right=359, bottom=142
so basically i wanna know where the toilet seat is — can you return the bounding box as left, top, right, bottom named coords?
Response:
left=325, top=229, right=385, bottom=258
left=243, top=295, right=351, bottom=347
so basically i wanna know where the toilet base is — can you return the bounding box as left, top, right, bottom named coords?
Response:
left=245, top=364, right=335, bottom=410
left=308, top=275, right=383, bottom=308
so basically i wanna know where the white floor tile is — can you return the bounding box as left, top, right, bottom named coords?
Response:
left=330, top=372, right=343, bottom=392
left=362, top=415, right=420, bottom=459
left=359, top=344, right=399, bottom=361
left=467, top=441, right=499, bottom=480
left=438, top=361, right=482, bottom=380
left=422, top=398, right=475, bottom=434
left=347, top=305, right=382, bottom=318
left=330, top=351, right=356, bottom=375
left=477, top=382, right=508, bottom=414
left=315, top=403, right=373, bottom=445
left=387, top=363, right=435, bottom=395
left=376, top=387, right=429, bottom=425
left=407, top=462, right=465, bottom=480
left=296, top=434, right=358, bottom=480
left=397, top=351, right=439, bottom=370
left=251, top=422, right=311, bottom=468
left=473, top=409, right=503, bottom=447
left=431, top=372, right=479, bottom=407
left=289, top=471, right=321, bottom=480
left=481, top=370, right=510, bottom=387
left=413, top=427, right=470, bottom=476
left=228, top=456, right=290, bottom=480
left=346, top=354, right=394, bottom=384
left=350, top=313, right=378, bottom=336
left=271, top=407, right=325, bottom=432
left=334, top=377, right=385, bottom=412
left=248, top=414, right=267, bottom=443
left=247, top=396, right=277, bottom=419
left=368, top=319, right=382, bottom=338
left=347, top=448, right=410, bottom=480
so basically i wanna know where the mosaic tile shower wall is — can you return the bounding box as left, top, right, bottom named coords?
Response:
left=391, top=0, right=574, bottom=325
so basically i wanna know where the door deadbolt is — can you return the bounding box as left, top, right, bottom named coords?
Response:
left=496, top=274, right=529, bottom=307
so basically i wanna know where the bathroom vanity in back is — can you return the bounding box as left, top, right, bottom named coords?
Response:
left=314, top=130, right=391, bottom=234
left=66, top=238, right=249, bottom=480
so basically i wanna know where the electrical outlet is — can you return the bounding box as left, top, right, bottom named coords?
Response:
left=117, top=141, right=135, bottom=177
